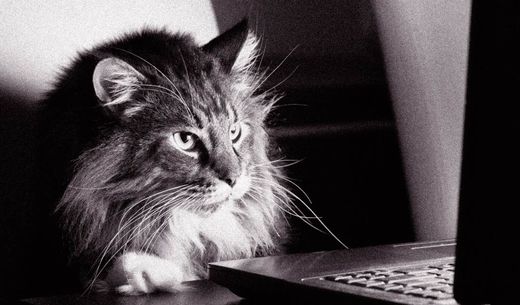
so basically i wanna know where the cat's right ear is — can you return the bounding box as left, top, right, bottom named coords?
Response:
left=93, top=57, right=145, bottom=108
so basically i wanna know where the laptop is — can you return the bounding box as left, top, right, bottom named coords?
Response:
left=209, top=2, right=519, bottom=304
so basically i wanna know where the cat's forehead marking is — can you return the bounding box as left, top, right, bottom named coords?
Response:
left=188, top=94, right=235, bottom=125
left=228, top=103, right=238, bottom=122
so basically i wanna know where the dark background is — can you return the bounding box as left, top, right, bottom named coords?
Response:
left=215, top=0, right=414, bottom=252
left=0, top=0, right=413, bottom=299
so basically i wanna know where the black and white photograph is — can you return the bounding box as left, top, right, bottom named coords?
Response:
left=1, top=0, right=518, bottom=304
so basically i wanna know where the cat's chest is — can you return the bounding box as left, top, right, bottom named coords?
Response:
left=158, top=203, right=254, bottom=259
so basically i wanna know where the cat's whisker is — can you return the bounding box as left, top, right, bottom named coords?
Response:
left=249, top=169, right=312, bottom=207
left=249, top=174, right=349, bottom=250
left=66, top=185, right=112, bottom=191
left=129, top=189, right=198, bottom=251
left=269, top=103, right=309, bottom=111
left=140, top=195, right=199, bottom=254
left=262, top=65, right=299, bottom=95
left=176, top=47, right=196, bottom=97
left=247, top=45, right=299, bottom=100
left=249, top=158, right=303, bottom=169
left=248, top=174, right=315, bottom=220
left=268, top=171, right=313, bottom=206
left=247, top=184, right=324, bottom=233
left=113, top=47, right=195, bottom=122
left=132, top=190, right=188, bottom=232
left=138, top=206, right=174, bottom=254
left=127, top=186, right=201, bottom=254
left=115, top=185, right=189, bottom=232
left=239, top=197, right=287, bottom=234
left=138, top=85, right=183, bottom=102
left=116, top=184, right=190, bottom=217
left=246, top=185, right=300, bottom=218
left=140, top=83, right=182, bottom=98
left=136, top=192, right=197, bottom=249
left=257, top=37, right=268, bottom=71
left=138, top=192, right=205, bottom=256
left=86, top=186, right=191, bottom=292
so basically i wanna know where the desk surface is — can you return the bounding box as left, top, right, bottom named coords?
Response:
left=21, top=280, right=245, bottom=305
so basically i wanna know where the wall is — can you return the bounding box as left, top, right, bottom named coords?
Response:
left=0, top=0, right=219, bottom=103
left=372, top=0, right=471, bottom=240
left=213, top=0, right=384, bottom=89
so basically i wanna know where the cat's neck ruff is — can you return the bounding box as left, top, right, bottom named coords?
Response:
left=157, top=196, right=277, bottom=274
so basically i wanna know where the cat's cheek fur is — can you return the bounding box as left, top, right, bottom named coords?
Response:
left=103, top=252, right=187, bottom=295
left=231, top=173, right=251, bottom=200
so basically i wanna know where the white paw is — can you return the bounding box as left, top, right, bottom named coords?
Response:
left=104, top=252, right=186, bottom=295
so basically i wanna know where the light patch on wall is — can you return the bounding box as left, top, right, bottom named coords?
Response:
left=0, top=0, right=219, bottom=102
left=372, top=0, right=471, bottom=240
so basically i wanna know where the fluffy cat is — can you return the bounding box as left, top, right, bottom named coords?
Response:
left=40, top=20, right=292, bottom=295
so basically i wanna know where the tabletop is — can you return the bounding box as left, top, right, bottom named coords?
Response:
left=21, top=280, right=249, bottom=305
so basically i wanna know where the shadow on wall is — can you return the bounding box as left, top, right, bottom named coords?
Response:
left=1, top=91, right=37, bottom=295
left=1, top=89, right=77, bottom=298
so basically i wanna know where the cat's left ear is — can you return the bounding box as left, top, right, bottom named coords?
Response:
left=93, top=57, right=146, bottom=113
left=202, top=19, right=258, bottom=73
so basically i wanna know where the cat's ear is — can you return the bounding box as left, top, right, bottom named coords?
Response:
left=202, top=19, right=258, bottom=73
left=93, top=57, right=145, bottom=109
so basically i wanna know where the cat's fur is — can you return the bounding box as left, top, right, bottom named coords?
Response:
left=40, top=20, right=290, bottom=295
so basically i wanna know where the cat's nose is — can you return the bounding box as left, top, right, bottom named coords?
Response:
left=211, top=149, right=240, bottom=187
left=216, top=168, right=239, bottom=187
left=223, top=177, right=237, bottom=187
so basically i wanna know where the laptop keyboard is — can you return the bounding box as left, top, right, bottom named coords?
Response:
left=320, top=260, right=455, bottom=301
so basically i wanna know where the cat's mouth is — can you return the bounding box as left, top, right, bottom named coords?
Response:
left=200, top=174, right=251, bottom=209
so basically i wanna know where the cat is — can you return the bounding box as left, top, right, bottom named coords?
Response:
left=39, top=19, right=294, bottom=295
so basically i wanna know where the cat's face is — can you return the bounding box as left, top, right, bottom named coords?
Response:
left=90, top=21, right=273, bottom=214
left=136, top=79, right=263, bottom=212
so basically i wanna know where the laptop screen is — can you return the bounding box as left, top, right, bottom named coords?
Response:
left=454, top=1, right=519, bottom=303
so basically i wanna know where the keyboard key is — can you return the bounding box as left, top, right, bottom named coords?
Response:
left=374, top=271, right=400, bottom=277
left=354, top=273, right=373, bottom=279
left=364, top=280, right=385, bottom=288
left=413, top=281, right=449, bottom=290
left=431, top=286, right=453, bottom=294
left=438, top=274, right=454, bottom=282
left=394, top=279, right=438, bottom=286
left=383, top=274, right=435, bottom=284
left=427, top=270, right=445, bottom=276
left=424, top=291, right=453, bottom=300
left=336, top=278, right=366, bottom=284
left=350, top=280, right=386, bottom=288
left=381, top=274, right=415, bottom=283
left=334, top=275, right=353, bottom=281
left=402, top=287, right=425, bottom=294
left=408, top=289, right=431, bottom=297
left=383, top=284, right=405, bottom=291
left=395, top=266, right=434, bottom=274
left=440, top=263, right=455, bottom=268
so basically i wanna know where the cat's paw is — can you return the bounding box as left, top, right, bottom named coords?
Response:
left=105, top=252, right=187, bottom=295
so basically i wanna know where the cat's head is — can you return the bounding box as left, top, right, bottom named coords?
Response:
left=78, top=20, right=278, bottom=214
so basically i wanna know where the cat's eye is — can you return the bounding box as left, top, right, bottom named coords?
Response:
left=230, top=122, right=242, bottom=144
left=171, top=131, right=197, bottom=151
